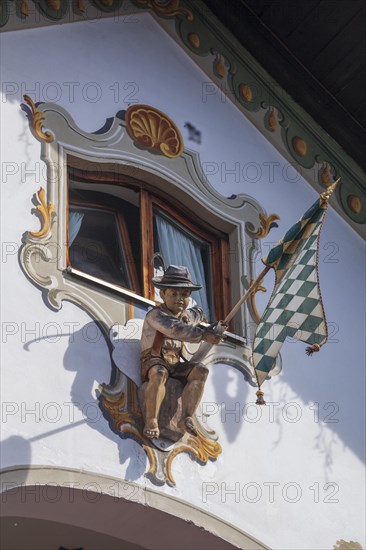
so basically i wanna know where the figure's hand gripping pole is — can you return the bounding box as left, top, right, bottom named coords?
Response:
left=191, top=266, right=271, bottom=363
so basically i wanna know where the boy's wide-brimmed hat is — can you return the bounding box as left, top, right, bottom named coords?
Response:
left=152, top=265, right=202, bottom=290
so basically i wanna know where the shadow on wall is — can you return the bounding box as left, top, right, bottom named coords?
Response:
left=0, top=436, right=32, bottom=520
left=282, top=341, right=365, bottom=465
left=209, top=365, right=249, bottom=445
left=15, top=313, right=364, bottom=489
left=0, top=436, right=32, bottom=480
left=0, top=325, right=149, bottom=501
left=62, top=323, right=148, bottom=481
left=16, top=323, right=147, bottom=481
left=209, top=338, right=365, bottom=477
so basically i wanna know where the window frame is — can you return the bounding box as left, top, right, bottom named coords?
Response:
left=67, top=166, right=231, bottom=322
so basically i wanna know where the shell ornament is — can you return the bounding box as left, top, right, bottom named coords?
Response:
left=126, top=104, right=184, bottom=158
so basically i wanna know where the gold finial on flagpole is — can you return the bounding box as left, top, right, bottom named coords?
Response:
left=320, top=177, right=341, bottom=202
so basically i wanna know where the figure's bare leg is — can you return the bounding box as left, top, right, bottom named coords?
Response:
left=179, top=364, right=208, bottom=436
left=143, top=365, right=168, bottom=439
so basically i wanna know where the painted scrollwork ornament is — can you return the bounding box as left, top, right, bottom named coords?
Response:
left=20, top=186, right=56, bottom=291
left=23, top=95, right=54, bottom=143
left=29, top=187, right=55, bottom=239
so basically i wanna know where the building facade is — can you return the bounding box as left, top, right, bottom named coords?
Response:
left=1, top=2, right=365, bottom=549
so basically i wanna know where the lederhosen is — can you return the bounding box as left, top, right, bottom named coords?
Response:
left=141, top=330, right=200, bottom=382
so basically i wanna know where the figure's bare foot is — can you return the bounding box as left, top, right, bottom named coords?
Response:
left=179, top=416, right=198, bottom=436
left=143, top=419, right=160, bottom=439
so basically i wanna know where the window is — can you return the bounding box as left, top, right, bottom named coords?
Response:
left=68, top=205, right=139, bottom=292
left=67, top=163, right=231, bottom=322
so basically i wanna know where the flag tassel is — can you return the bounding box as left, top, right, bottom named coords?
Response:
left=305, top=343, right=321, bottom=356
left=256, top=389, right=266, bottom=405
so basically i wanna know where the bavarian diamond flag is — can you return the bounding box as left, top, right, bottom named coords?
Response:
left=252, top=181, right=339, bottom=391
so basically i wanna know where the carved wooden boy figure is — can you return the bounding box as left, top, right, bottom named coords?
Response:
left=140, top=265, right=225, bottom=439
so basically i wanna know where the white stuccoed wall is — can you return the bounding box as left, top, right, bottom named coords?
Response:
left=1, top=14, right=365, bottom=550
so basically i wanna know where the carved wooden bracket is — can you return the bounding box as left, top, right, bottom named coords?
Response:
left=100, top=385, right=221, bottom=487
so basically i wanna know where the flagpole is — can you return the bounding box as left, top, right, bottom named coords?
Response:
left=223, top=265, right=271, bottom=324
left=190, top=265, right=271, bottom=364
